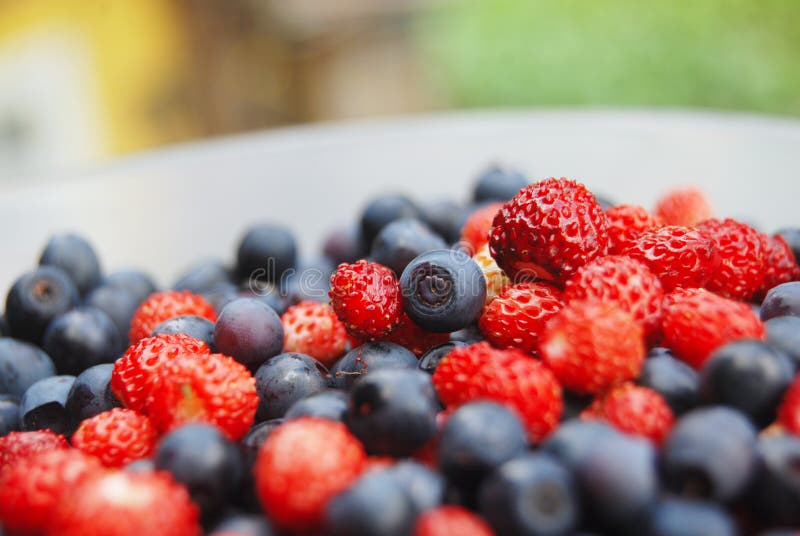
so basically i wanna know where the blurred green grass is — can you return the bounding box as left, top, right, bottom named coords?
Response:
left=416, top=0, right=800, bottom=115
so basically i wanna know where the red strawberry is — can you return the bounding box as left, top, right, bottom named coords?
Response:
left=621, top=225, right=719, bottom=291
left=460, top=202, right=504, bottom=254
left=661, top=288, right=765, bottom=369
left=581, top=383, right=674, bottom=444
left=696, top=218, right=766, bottom=301
left=71, top=408, right=157, bottom=467
left=0, top=429, right=69, bottom=479
left=605, top=204, right=663, bottom=254
left=383, top=312, right=449, bottom=357
left=282, top=301, right=348, bottom=366
left=778, top=375, right=800, bottom=437
left=478, top=282, right=562, bottom=353
left=129, top=290, right=217, bottom=343
left=255, top=417, right=366, bottom=532
left=0, top=449, right=103, bottom=534
left=51, top=470, right=201, bottom=536
left=329, top=260, right=403, bottom=340
left=473, top=244, right=511, bottom=307
left=489, top=178, right=609, bottom=283
left=539, top=300, right=645, bottom=394
left=414, top=505, right=495, bottom=536
left=654, top=187, right=713, bottom=226
left=757, top=234, right=800, bottom=300
left=146, top=352, right=258, bottom=440
left=433, top=342, right=562, bottom=442
left=562, top=255, right=664, bottom=340
left=111, top=333, right=211, bottom=413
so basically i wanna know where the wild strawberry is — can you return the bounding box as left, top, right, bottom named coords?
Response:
left=478, top=282, right=562, bottom=353
left=414, top=506, right=495, bottom=536
left=473, top=244, right=511, bottom=307
left=757, top=234, right=800, bottom=300
left=539, top=301, right=645, bottom=394
left=489, top=178, right=608, bottom=283
left=654, top=187, right=713, bottom=226
left=146, top=352, right=258, bottom=440
left=282, top=301, right=348, bottom=366
left=581, top=383, right=674, bottom=444
left=562, top=255, right=664, bottom=340
left=129, top=290, right=216, bottom=343
left=0, top=429, right=69, bottom=479
left=71, top=408, right=157, bottom=467
left=778, top=375, right=800, bottom=437
left=255, top=417, right=366, bottom=532
left=433, top=342, right=562, bottom=442
left=111, top=333, right=211, bottom=413
left=383, top=312, right=449, bottom=357
left=329, top=260, right=402, bottom=340
left=605, top=204, right=663, bottom=254
left=621, top=225, right=719, bottom=291
left=460, top=202, right=504, bottom=254
left=661, top=288, right=765, bottom=369
left=696, top=218, right=766, bottom=301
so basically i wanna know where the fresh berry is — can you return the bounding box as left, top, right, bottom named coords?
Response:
left=778, top=374, right=800, bottom=436
left=654, top=187, right=713, bottom=226
left=324, top=225, right=366, bottom=265
left=214, top=297, right=284, bottom=368
left=129, top=290, right=217, bottom=343
left=696, top=218, right=766, bottom=301
left=581, top=383, right=674, bottom=444
left=43, top=307, right=123, bottom=375
left=418, top=341, right=467, bottom=374
left=72, top=407, right=157, bottom=467
left=540, top=419, right=619, bottom=470
left=39, top=232, right=102, bottom=296
left=254, top=352, right=328, bottom=421
left=173, top=259, right=231, bottom=294
left=86, top=284, right=140, bottom=342
left=661, top=288, right=765, bottom=369
left=759, top=234, right=800, bottom=300
left=329, top=260, right=403, bottom=339
left=153, top=315, right=216, bottom=350
left=326, top=470, right=415, bottom=536
left=0, top=394, right=19, bottom=436
left=283, top=256, right=335, bottom=304
left=489, top=177, right=609, bottom=283
left=646, top=498, right=737, bottom=536
left=65, top=364, right=120, bottom=433
left=20, top=374, right=75, bottom=434
left=5, top=266, right=79, bottom=344
left=330, top=341, right=417, bottom=390
left=420, top=199, right=469, bottom=244
left=360, top=194, right=420, bottom=248
left=621, top=225, right=719, bottom=291
left=777, top=227, right=800, bottom=262
left=472, top=244, right=511, bottom=307
left=386, top=460, right=445, bottom=514
left=761, top=281, right=800, bottom=321
left=255, top=417, right=366, bottom=532
left=103, top=269, right=158, bottom=304
left=415, top=505, right=494, bottom=536
left=748, top=434, right=800, bottom=527
left=637, top=349, right=699, bottom=415
left=371, top=218, right=447, bottom=276
left=0, top=429, right=69, bottom=478
left=765, top=315, right=800, bottom=369
left=382, top=311, right=450, bottom=357
left=473, top=164, right=527, bottom=203
left=539, top=300, right=645, bottom=394
left=478, top=281, right=562, bottom=353
left=460, top=202, right=503, bottom=254
left=281, top=301, right=348, bottom=365
left=236, top=224, right=298, bottom=283
left=285, top=389, right=349, bottom=422
left=604, top=204, right=663, bottom=254
left=0, top=337, right=56, bottom=397
left=147, top=352, right=258, bottom=440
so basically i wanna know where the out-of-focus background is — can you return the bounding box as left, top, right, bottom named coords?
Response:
left=1, top=0, right=799, bottom=180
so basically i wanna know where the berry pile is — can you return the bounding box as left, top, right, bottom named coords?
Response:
left=1, top=166, right=800, bottom=535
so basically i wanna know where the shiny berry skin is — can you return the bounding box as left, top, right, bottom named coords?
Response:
left=418, top=341, right=467, bottom=375
left=103, top=269, right=158, bottom=305
left=382, top=312, right=450, bottom=357
left=478, top=282, right=562, bottom=353
left=761, top=281, right=800, bottom=321
left=214, top=297, right=284, bottom=369
left=20, top=374, right=75, bottom=434
left=563, top=255, right=664, bottom=340
left=472, top=244, right=511, bottom=307
left=255, top=417, right=366, bottom=532
left=371, top=218, right=447, bottom=276
left=621, top=225, right=719, bottom=291
left=326, top=470, right=415, bottom=536
left=415, top=505, right=494, bottom=536
left=5, top=266, right=79, bottom=344
left=778, top=374, right=800, bottom=436
left=254, top=353, right=328, bottom=421
left=605, top=204, right=663, bottom=254
left=748, top=435, right=800, bottom=527
left=582, top=383, right=674, bottom=444
left=65, top=364, right=123, bottom=433
left=472, top=164, right=527, bottom=203
left=489, top=177, right=609, bottom=283
left=39, top=233, right=102, bottom=296
left=146, top=352, right=258, bottom=440
left=111, top=333, right=211, bottom=413
left=173, top=259, right=231, bottom=294
left=152, top=315, right=216, bottom=351
left=765, top=315, right=800, bottom=369
left=433, top=342, right=562, bottom=442
left=360, top=194, right=420, bottom=248
left=460, top=202, right=503, bottom=254
left=0, top=337, right=56, bottom=397
left=281, top=301, right=348, bottom=366
left=71, top=408, right=157, bottom=467
left=330, top=341, right=417, bottom=390
left=696, top=218, right=766, bottom=301
left=43, top=306, right=123, bottom=375
left=757, top=234, right=800, bottom=299
left=86, top=284, right=140, bottom=341
left=0, top=429, right=69, bottom=479
left=661, top=288, right=765, bottom=369
left=329, top=260, right=402, bottom=340
left=129, top=290, right=217, bottom=343
left=539, top=300, right=645, bottom=394
left=285, top=389, right=349, bottom=422
left=235, top=224, right=298, bottom=283
left=637, top=349, right=699, bottom=415
left=654, top=187, right=713, bottom=226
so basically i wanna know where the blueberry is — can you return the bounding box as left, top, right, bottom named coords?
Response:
left=39, top=233, right=101, bottom=296
left=370, top=219, right=447, bottom=276
left=103, top=269, right=157, bottom=304
left=42, top=307, right=123, bottom=376
left=153, top=315, right=216, bottom=350
left=238, top=419, right=284, bottom=512
left=173, top=259, right=231, bottom=294
left=765, top=316, right=800, bottom=370
left=330, top=342, right=417, bottom=390
left=325, top=470, right=415, bottom=536
left=385, top=460, right=445, bottom=514
left=418, top=341, right=467, bottom=374
left=203, top=282, right=241, bottom=313
left=645, top=498, right=737, bottom=536
left=700, top=340, right=794, bottom=428
left=124, top=458, right=155, bottom=473
left=419, top=199, right=467, bottom=244
left=541, top=419, right=620, bottom=469
left=85, top=284, right=139, bottom=341
left=5, top=266, right=79, bottom=344
left=449, top=325, right=484, bottom=344
left=65, top=363, right=120, bottom=432
left=438, top=402, right=528, bottom=489
left=0, top=314, right=8, bottom=337
left=400, top=250, right=486, bottom=333
left=240, top=285, right=289, bottom=316
left=236, top=225, right=297, bottom=283
left=662, top=406, right=757, bottom=501
left=637, top=350, right=700, bottom=415
left=210, top=514, right=274, bottom=536
left=323, top=225, right=366, bottom=265
left=776, top=228, right=800, bottom=263
left=283, top=257, right=334, bottom=304
left=748, top=434, right=800, bottom=527
left=561, top=390, right=593, bottom=421
left=284, top=389, right=348, bottom=421
left=20, top=374, right=75, bottom=434
left=345, top=369, right=439, bottom=456
left=0, top=394, right=20, bottom=436
left=254, top=353, right=328, bottom=421
left=155, top=424, right=244, bottom=515
left=0, top=338, right=56, bottom=397
left=214, top=298, right=283, bottom=369
left=479, top=453, right=578, bottom=536
left=761, top=282, right=800, bottom=321
left=360, top=194, right=420, bottom=248
left=472, top=165, right=527, bottom=203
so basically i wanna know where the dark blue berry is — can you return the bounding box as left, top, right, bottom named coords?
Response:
left=323, top=225, right=366, bottom=265
left=345, top=369, right=438, bottom=456
left=0, top=394, right=20, bottom=436
left=254, top=353, right=328, bottom=421
left=776, top=228, right=800, bottom=263
left=748, top=434, right=800, bottom=527
left=765, top=316, right=800, bottom=370
left=561, top=390, right=593, bottom=421
left=370, top=219, right=447, bottom=276
left=103, top=269, right=157, bottom=304
left=20, top=374, right=75, bottom=434
left=479, top=453, right=578, bottom=536
left=400, top=250, right=486, bottom=333
left=472, top=165, right=527, bottom=203
left=449, top=325, right=484, bottom=344
left=761, top=282, right=800, bottom=321
left=360, top=194, right=420, bottom=249
left=645, top=498, right=736, bottom=536
left=236, top=225, right=297, bottom=283
left=42, top=307, right=122, bottom=375
left=238, top=283, right=289, bottom=315
left=662, top=406, right=757, bottom=501
left=283, top=257, right=334, bottom=304
left=85, top=284, right=139, bottom=341
left=214, top=298, right=284, bottom=369
left=153, top=315, right=216, bottom=350
left=210, top=514, right=274, bottom=536
left=419, top=199, right=467, bottom=244
left=65, top=363, right=120, bottom=432
left=39, top=233, right=101, bottom=296
left=330, top=342, right=417, bottom=390
left=638, top=350, right=699, bottom=415
left=237, top=419, right=284, bottom=512
left=284, top=389, right=348, bottom=422
left=418, top=341, right=467, bottom=374
left=203, top=282, right=240, bottom=313
left=5, top=266, right=79, bottom=344
left=0, top=338, right=56, bottom=397
left=385, top=460, right=445, bottom=514
left=325, top=471, right=415, bottom=536
left=173, top=259, right=231, bottom=294
left=0, top=314, right=8, bottom=337
left=541, top=419, right=619, bottom=469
